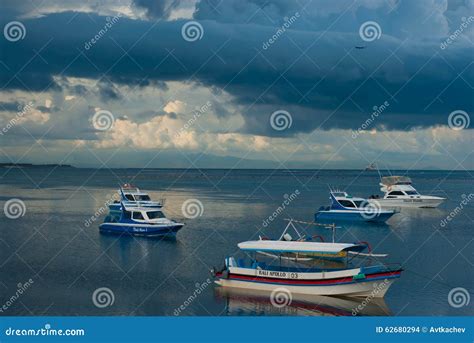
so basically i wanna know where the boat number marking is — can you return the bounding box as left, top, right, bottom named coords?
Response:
left=257, top=270, right=299, bottom=279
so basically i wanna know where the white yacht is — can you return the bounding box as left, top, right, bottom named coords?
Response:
left=368, top=176, right=445, bottom=208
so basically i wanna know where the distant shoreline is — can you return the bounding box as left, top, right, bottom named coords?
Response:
left=0, top=163, right=74, bottom=168
left=0, top=164, right=471, bottom=171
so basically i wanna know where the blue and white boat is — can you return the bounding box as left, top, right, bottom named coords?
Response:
left=100, top=185, right=183, bottom=237
left=100, top=203, right=184, bottom=237
left=315, top=191, right=396, bottom=223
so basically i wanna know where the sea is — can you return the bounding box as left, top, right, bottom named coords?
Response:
left=0, top=168, right=472, bottom=316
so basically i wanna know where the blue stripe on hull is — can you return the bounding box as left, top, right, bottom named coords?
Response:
left=99, top=223, right=183, bottom=237
left=315, top=211, right=393, bottom=223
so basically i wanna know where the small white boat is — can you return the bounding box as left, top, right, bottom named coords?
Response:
left=368, top=176, right=445, bottom=208
left=212, top=220, right=402, bottom=297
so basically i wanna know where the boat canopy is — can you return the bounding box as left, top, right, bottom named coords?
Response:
left=380, top=176, right=412, bottom=186
left=237, top=240, right=367, bottom=254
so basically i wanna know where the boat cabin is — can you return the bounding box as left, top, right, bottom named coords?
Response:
left=329, top=191, right=367, bottom=210
left=378, top=176, right=420, bottom=198
left=105, top=207, right=167, bottom=223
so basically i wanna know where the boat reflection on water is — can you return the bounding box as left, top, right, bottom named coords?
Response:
left=215, top=287, right=392, bottom=316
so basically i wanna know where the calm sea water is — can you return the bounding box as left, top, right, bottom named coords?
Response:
left=0, top=168, right=472, bottom=316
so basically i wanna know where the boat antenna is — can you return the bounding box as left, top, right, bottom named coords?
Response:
left=376, top=163, right=382, bottom=180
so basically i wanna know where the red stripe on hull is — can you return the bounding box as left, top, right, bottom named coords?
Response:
left=216, top=270, right=401, bottom=285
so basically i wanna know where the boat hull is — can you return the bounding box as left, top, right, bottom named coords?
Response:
left=315, top=210, right=395, bottom=223
left=99, top=222, right=183, bottom=237
left=215, top=277, right=396, bottom=297
left=215, top=267, right=401, bottom=298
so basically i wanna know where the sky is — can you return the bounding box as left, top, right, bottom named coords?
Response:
left=0, top=0, right=472, bottom=169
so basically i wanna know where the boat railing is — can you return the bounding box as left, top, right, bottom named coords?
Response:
left=283, top=218, right=339, bottom=242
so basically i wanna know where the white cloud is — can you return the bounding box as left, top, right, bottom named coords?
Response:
left=163, top=100, right=186, bottom=114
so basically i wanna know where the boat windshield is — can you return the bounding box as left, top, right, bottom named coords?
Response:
left=353, top=200, right=365, bottom=208
left=338, top=200, right=356, bottom=208
left=146, top=211, right=165, bottom=219
left=405, top=190, right=418, bottom=195
left=136, top=195, right=151, bottom=201
left=332, top=192, right=346, bottom=197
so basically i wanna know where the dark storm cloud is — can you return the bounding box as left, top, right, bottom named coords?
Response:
left=133, top=110, right=177, bottom=123
left=0, top=4, right=472, bottom=135
left=98, top=81, right=123, bottom=102
left=0, top=100, right=22, bottom=112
